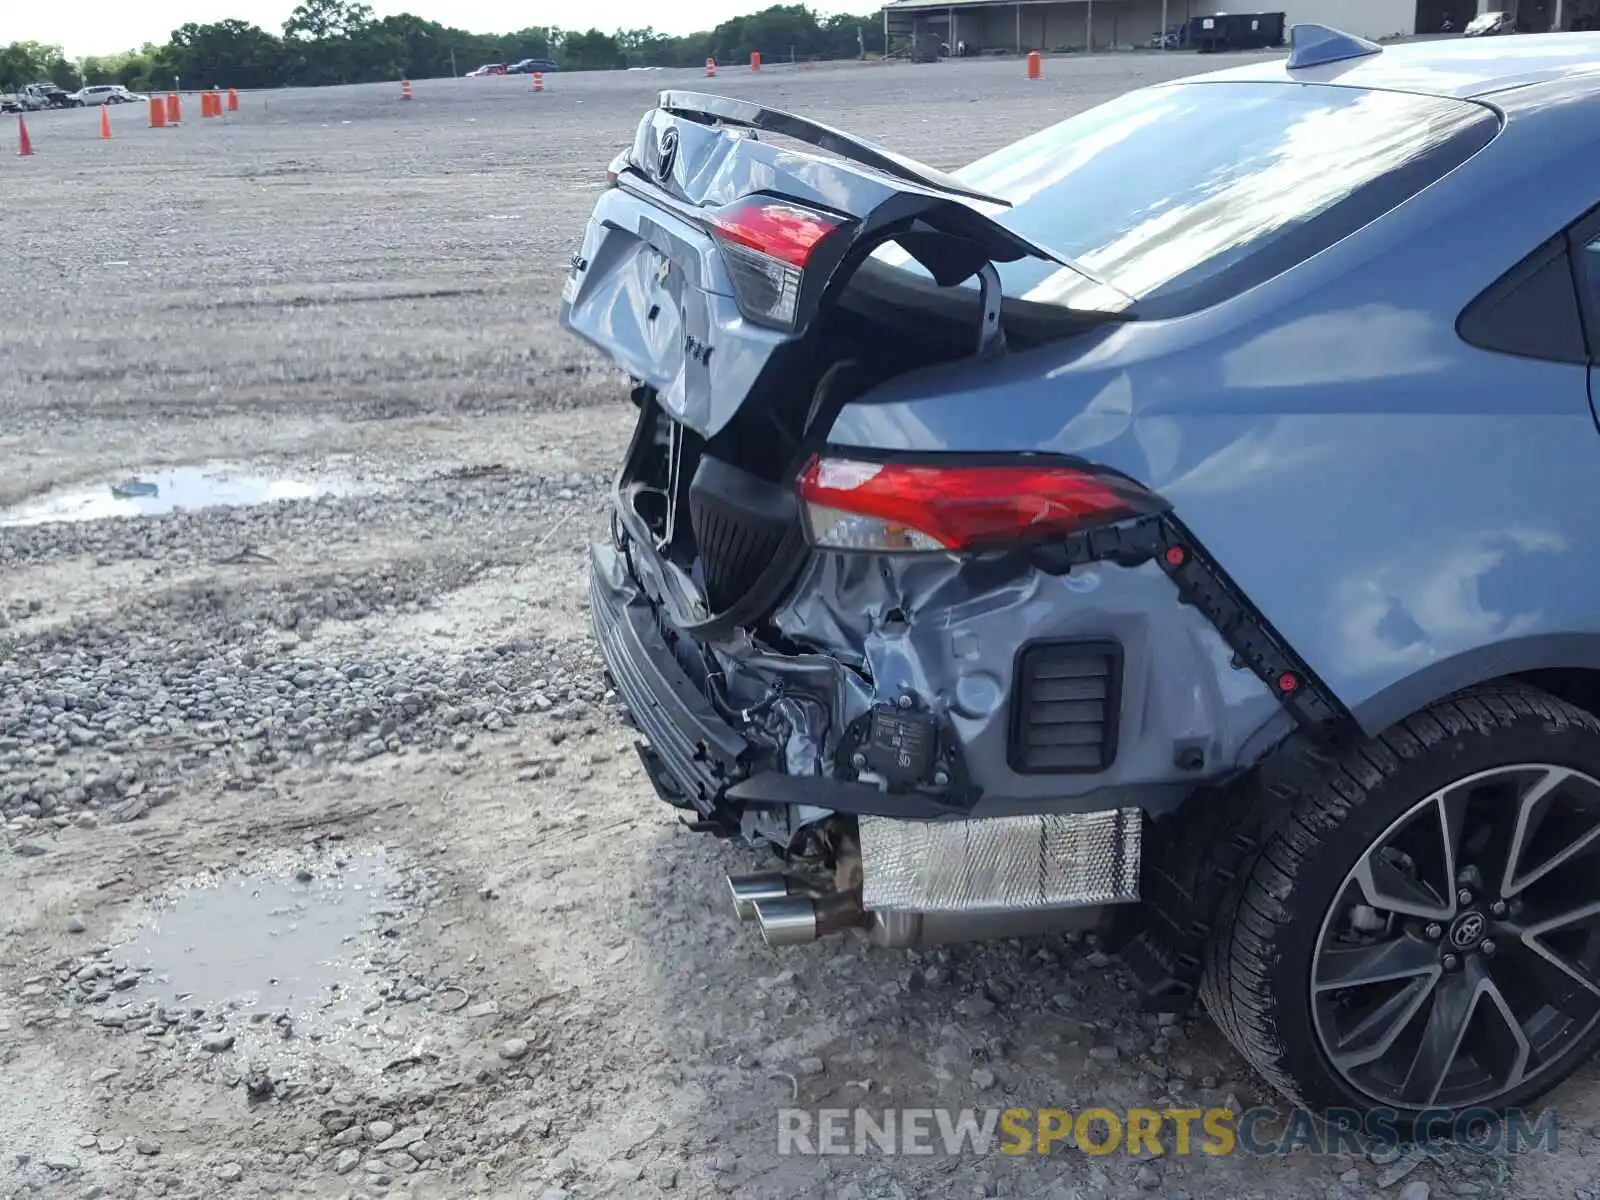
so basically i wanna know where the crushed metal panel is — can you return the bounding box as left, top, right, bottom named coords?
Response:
left=859, top=809, right=1141, bottom=913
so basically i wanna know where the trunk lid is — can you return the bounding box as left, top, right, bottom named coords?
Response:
left=558, top=90, right=1127, bottom=441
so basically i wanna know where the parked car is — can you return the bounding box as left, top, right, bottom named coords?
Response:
left=466, top=64, right=507, bottom=76
left=1464, top=10, right=1516, bottom=34
left=561, top=26, right=1600, bottom=1122
left=70, top=84, right=139, bottom=105
left=0, top=91, right=45, bottom=113
left=22, top=83, right=80, bottom=108
left=508, top=58, right=558, bottom=73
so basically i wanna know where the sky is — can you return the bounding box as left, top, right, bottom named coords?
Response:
left=7, top=0, right=817, bottom=58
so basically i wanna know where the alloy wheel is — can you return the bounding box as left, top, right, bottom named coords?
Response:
left=1311, top=763, right=1600, bottom=1109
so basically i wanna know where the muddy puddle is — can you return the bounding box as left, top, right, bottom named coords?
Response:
left=0, top=462, right=358, bottom=527
left=119, top=850, right=400, bottom=1019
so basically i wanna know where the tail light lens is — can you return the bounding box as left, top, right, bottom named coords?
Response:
left=710, top=197, right=846, bottom=331
left=796, top=455, right=1162, bottom=553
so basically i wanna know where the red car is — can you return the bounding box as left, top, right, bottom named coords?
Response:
left=467, top=64, right=507, bottom=76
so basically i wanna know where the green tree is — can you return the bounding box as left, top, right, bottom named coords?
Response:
left=558, top=29, right=624, bottom=70
left=283, top=0, right=375, bottom=41
left=0, top=40, right=76, bottom=91
left=167, top=21, right=285, bottom=89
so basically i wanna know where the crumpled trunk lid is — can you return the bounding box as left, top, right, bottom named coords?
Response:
left=557, top=90, right=1110, bottom=441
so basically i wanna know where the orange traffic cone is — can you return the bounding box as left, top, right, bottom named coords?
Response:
left=400, top=79, right=413, bottom=101
left=705, top=57, right=717, bottom=77
left=149, top=97, right=166, bottom=128
left=228, top=88, right=239, bottom=111
left=165, top=92, right=180, bottom=123
left=751, top=51, right=762, bottom=71
left=100, top=105, right=111, bottom=139
left=532, top=72, right=544, bottom=92
left=17, top=115, right=32, bottom=156
left=1026, top=50, right=1042, bottom=79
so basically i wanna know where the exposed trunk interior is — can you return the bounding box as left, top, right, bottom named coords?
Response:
left=618, top=254, right=1111, bottom=625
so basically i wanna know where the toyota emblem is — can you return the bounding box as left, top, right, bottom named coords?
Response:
left=1450, top=911, right=1486, bottom=949
left=656, top=128, right=679, bottom=185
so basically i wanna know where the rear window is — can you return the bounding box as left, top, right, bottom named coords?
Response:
left=877, top=81, right=1498, bottom=317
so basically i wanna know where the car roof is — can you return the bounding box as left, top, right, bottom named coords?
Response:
left=1182, top=30, right=1600, bottom=99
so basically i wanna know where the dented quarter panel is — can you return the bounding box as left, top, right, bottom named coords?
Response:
left=720, top=553, right=1283, bottom=815
left=826, top=84, right=1600, bottom=736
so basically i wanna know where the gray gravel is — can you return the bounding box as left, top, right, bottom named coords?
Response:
left=0, top=50, right=1592, bottom=1200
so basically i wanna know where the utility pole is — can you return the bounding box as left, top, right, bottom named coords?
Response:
left=449, top=47, right=457, bottom=76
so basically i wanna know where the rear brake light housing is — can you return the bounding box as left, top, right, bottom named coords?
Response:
left=709, top=196, right=850, bottom=331
left=796, top=454, right=1165, bottom=553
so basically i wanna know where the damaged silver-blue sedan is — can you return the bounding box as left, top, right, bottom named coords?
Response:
left=561, top=26, right=1600, bottom=1121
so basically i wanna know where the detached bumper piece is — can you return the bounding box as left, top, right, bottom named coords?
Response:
left=589, top=545, right=749, bottom=831
left=859, top=808, right=1142, bottom=914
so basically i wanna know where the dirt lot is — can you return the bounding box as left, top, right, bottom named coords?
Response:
left=3, top=52, right=1598, bottom=1200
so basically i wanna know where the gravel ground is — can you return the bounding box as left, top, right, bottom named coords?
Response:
left=3, top=52, right=1598, bottom=1200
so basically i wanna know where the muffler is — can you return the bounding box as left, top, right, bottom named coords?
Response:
left=752, top=890, right=866, bottom=947
left=727, top=873, right=808, bottom=922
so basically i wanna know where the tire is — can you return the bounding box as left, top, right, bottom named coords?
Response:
left=1200, top=683, right=1600, bottom=1121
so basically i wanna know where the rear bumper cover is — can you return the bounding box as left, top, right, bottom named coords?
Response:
left=591, top=538, right=956, bottom=823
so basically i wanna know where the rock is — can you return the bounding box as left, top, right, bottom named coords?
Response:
left=66, top=914, right=87, bottom=934
left=1134, top=1163, right=1160, bottom=1190
left=89, top=1067, right=119, bottom=1084
left=649, top=1163, right=678, bottom=1190
left=335, top=1149, right=361, bottom=1175
left=1338, top=1169, right=1361, bottom=1186
left=200, top=1031, right=236, bottom=1053
left=1399, top=1184, right=1431, bottom=1200
left=1088, top=1045, right=1120, bottom=1063
left=970, top=1068, right=996, bottom=1090
left=214, top=1163, right=244, bottom=1183
left=375, top=1125, right=427, bottom=1152
left=134, top=1139, right=162, bottom=1156
left=956, top=997, right=996, bottom=1019
left=796, top=1056, right=825, bottom=1077
left=13, top=840, right=48, bottom=856
left=1377, top=1147, right=1427, bottom=1188
left=498, top=1037, right=530, bottom=1061
left=367, top=1120, right=396, bottom=1142
left=42, top=1151, right=80, bottom=1170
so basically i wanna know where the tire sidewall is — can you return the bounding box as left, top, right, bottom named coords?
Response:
left=1255, top=707, right=1600, bottom=1117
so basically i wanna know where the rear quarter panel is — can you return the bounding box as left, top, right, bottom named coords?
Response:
left=828, top=84, right=1600, bottom=735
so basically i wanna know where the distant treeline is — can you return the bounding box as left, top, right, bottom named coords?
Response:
left=0, top=1, right=878, bottom=92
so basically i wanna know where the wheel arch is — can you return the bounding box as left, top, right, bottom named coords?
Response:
left=1350, top=633, right=1600, bottom=736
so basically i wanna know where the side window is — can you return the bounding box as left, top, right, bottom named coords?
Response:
left=1456, top=233, right=1589, bottom=364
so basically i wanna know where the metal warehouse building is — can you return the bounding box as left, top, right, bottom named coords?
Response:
left=882, top=0, right=1582, bottom=52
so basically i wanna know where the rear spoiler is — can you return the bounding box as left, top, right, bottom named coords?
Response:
left=657, top=90, right=1012, bottom=210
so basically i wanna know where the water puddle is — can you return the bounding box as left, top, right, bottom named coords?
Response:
left=119, top=850, right=399, bottom=1019
left=0, top=462, right=354, bottom=527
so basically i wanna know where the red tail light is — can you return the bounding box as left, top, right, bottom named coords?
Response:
left=709, top=197, right=846, bottom=331
left=796, top=455, right=1161, bottom=553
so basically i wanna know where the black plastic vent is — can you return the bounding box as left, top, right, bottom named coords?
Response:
left=1008, top=640, right=1122, bottom=774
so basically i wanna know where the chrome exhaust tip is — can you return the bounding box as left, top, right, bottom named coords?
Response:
left=753, top=890, right=868, bottom=948
left=752, top=896, right=821, bottom=946
left=727, top=873, right=801, bottom=922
